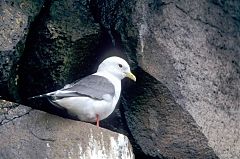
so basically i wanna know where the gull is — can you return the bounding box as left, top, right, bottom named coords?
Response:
left=30, top=56, right=136, bottom=127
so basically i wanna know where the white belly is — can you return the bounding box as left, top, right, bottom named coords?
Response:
left=54, top=97, right=114, bottom=122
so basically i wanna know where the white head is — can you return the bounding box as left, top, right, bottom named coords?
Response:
left=97, top=56, right=136, bottom=81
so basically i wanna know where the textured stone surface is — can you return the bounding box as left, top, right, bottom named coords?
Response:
left=17, top=0, right=102, bottom=101
left=0, top=0, right=44, bottom=98
left=1, top=0, right=239, bottom=158
left=122, top=67, right=218, bottom=159
left=0, top=101, right=134, bottom=159
left=127, top=0, right=240, bottom=158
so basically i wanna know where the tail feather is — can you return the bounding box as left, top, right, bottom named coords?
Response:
left=28, top=94, right=49, bottom=99
left=28, top=91, right=57, bottom=100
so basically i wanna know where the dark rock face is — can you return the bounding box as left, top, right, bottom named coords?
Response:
left=122, top=68, right=218, bottom=158
left=17, top=0, right=102, bottom=101
left=0, top=101, right=134, bottom=159
left=0, top=0, right=44, bottom=99
left=126, top=0, right=240, bottom=158
left=0, top=0, right=239, bottom=158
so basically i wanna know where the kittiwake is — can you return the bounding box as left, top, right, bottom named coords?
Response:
left=30, top=56, right=136, bottom=127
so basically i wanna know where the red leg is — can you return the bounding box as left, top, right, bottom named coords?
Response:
left=96, top=114, right=99, bottom=127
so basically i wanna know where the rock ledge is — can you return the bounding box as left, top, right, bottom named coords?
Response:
left=0, top=101, right=134, bottom=159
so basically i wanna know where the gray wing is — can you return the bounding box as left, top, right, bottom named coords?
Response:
left=53, top=75, right=115, bottom=100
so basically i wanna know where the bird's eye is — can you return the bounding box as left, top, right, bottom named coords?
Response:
left=118, top=64, right=123, bottom=68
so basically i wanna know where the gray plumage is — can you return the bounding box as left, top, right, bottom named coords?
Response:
left=32, top=75, right=115, bottom=100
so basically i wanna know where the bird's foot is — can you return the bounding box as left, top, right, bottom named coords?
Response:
left=96, top=114, right=99, bottom=127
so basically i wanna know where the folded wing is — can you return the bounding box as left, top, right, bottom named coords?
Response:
left=51, top=75, right=115, bottom=100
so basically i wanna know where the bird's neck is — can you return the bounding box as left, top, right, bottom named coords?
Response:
left=94, top=71, right=121, bottom=84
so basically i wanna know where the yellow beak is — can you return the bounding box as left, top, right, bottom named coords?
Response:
left=125, top=72, right=136, bottom=82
